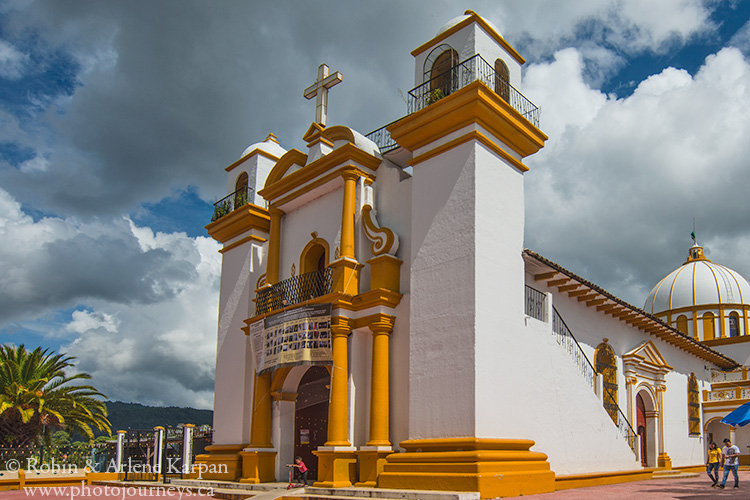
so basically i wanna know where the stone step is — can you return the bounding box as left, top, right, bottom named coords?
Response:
left=300, top=487, right=479, bottom=500
left=651, top=471, right=700, bottom=479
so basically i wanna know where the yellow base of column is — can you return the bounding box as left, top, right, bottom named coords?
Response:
left=239, top=449, right=277, bottom=483
left=354, top=447, right=392, bottom=487
left=330, top=258, right=362, bottom=296
left=657, top=453, right=672, bottom=470
left=379, top=438, right=555, bottom=499
left=367, top=255, right=402, bottom=293
left=193, top=444, right=246, bottom=480
left=313, top=448, right=358, bottom=488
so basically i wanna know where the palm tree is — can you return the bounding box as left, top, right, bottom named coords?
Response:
left=0, top=345, right=111, bottom=447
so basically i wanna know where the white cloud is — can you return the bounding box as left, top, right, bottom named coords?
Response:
left=0, top=39, right=28, bottom=79
left=523, top=46, right=750, bottom=306
left=0, top=187, right=221, bottom=407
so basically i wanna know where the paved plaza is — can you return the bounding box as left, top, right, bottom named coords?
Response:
left=1, top=473, right=750, bottom=500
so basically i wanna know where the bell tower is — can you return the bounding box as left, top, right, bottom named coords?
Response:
left=380, top=11, right=553, bottom=498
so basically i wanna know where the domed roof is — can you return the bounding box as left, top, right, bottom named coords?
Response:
left=436, top=10, right=502, bottom=37
left=240, top=133, right=286, bottom=159
left=644, top=243, right=750, bottom=314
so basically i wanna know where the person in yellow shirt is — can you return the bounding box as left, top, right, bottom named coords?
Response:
left=706, top=441, right=721, bottom=487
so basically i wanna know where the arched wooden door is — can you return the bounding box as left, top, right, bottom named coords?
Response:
left=294, top=366, right=330, bottom=480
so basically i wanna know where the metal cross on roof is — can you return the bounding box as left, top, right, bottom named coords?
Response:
left=303, top=63, right=342, bottom=127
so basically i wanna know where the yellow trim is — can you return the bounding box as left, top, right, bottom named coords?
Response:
left=411, top=10, right=525, bottom=65
left=266, top=208, right=284, bottom=284
left=302, top=121, right=326, bottom=144
left=409, top=129, right=529, bottom=172
left=205, top=204, right=270, bottom=244
left=260, top=143, right=379, bottom=202
left=239, top=450, right=276, bottom=484
left=219, top=234, right=267, bottom=254
left=362, top=204, right=399, bottom=255
left=388, top=80, right=547, bottom=157
left=299, top=236, right=330, bottom=275
left=326, top=317, right=352, bottom=446
left=263, top=149, right=308, bottom=188
left=704, top=335, right=750, bottom=347
left=270, top=165, right=375, bottom=210
left=340, top=170, right=358, bottom=259
left=367, top=254, right=402, bottom=293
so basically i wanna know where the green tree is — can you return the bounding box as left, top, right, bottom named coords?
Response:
left=0, top=345, right=111, bottom=447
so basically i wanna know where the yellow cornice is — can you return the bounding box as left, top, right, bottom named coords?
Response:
left=411, top=11, right=525, bottom=65
left=219, top=234, right=267, bottom=254
left=260, top=143, right=380, bottom=203
left=244, top=288, right=402, bottom=330
left=205, top=204, right=270, bottom=244
left=704, top=336, right=750, bottom=347
left=408, top=129, right=528, bottom=172
left=388, top=80, right=547, bottom=157
left=225, top=149, right=281, bottom=173
left=263, top=149, right=308, bottom=188
left=703, top=399, right=749, bottom=408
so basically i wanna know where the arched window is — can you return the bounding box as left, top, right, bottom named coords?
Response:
left=675, top=315, right=688, bottom=335
left=298, top=239, right=330, bottom=302
left=688, top=373, right=700, bottom=435
left=702, top=312, right=715, bottom=341
left=494, top=58, right=510, bottom=102
left=423, top=44, right=459, bottom=102
left=595, top=342, right=618, bottom=425
left=235, top=172, right=249, bottom=208
left=729, top=312, right=740, bottom=337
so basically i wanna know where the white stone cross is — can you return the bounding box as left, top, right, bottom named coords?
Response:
left=303, top=63, right=343, bottom=127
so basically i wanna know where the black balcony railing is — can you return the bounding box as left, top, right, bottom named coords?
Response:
left=407, top=54, right=540, bottom=127
left=211, top=186, right=253, bottom=222
left=255, top=267, right=333, bottom=316
left=525, top=285, right=547, bottom=321
left=365, top=121, right=399, bottom=154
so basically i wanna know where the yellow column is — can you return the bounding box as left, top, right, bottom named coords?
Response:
left=326, top=318, right=352, bottom=446
left=314, top=317, right=357, bottom=487
left=656, top=384, right=672, bottom=469
left=367, top=319, right=393, bottom=446
left=267, top=208, right=284, bottom=284
left=340, top=171, right=358, bottom=259
left=356, top=316, right=395, bottom=487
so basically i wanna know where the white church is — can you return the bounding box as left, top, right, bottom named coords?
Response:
left=199, top=11, right=750, bottom=498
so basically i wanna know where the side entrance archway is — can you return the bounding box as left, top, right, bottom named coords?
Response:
left=635, top=388, right=657, bottom=468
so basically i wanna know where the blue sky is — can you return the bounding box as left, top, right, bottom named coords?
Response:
left=1, top=0, right=750, bottom=409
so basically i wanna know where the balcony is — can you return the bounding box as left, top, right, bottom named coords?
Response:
left=705, top=387, right=750, bottom=402
left=255, top=267, right=333, bottom=316
left=365, top=54, right=540, bottom=154
left=211, top=186, right=253, bottom=222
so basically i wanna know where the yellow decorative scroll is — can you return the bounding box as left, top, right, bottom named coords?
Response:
left=362, top=204, right=399, bottom=256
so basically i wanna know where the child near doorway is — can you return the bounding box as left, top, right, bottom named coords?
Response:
left=287, top=457, right=309, bottom=486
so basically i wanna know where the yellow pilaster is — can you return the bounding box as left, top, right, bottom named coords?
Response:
left=367, top=254, right=402, bottom=293
left=267, top=208, right=284, bottom=284
left=625, top=376, right=637, bottom=425
left=314, top=317, right=357, bottom=488
left=250, top=372, right=273, bottom=447
left=656, top=384, right=672, bottom=469
left=340, top=170, right=358, bottom=259
left=240, top=371, right=276, bottom=484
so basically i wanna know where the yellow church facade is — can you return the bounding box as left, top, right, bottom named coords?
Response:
left=200, top=11, right=742, bottom=498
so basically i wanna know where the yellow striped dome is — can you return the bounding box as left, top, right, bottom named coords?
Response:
left=644, top=243, right=750, bottom=314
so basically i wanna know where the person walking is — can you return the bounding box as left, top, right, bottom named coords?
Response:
left=719, top=437, right=740, bottom=489
left=706, top=442, right=721, bottom=486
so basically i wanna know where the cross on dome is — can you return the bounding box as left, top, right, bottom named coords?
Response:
left=303, top=63, right=342, bottom=127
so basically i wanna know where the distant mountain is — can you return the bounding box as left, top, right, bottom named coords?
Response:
left=101, top=401, right=213, bottom=434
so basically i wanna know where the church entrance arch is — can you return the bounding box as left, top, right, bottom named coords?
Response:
left=293, top=366, right=330, bottom=481
left=635, top=387, right=657, bottom=467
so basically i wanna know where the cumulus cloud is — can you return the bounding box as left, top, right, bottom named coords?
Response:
left=0, top=39, right=28, bottom=79
left=0, top=187, right=220, bottom=407
left=523, top=46, right=750, bottom=306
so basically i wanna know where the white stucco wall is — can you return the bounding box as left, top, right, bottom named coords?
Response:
left=409, top=141, right=477, bottom=438
left=212, top=240, right=264, bottom=445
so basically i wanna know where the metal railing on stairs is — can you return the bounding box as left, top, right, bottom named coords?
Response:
left=549, top=300, right=637, bottom=454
